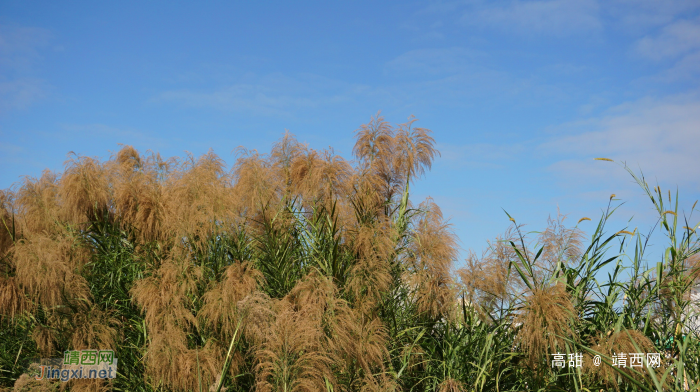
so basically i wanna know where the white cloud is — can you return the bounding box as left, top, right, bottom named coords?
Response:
left=636, top=17, right=700, bottom=60
left=0, top=78, right=47, bottom=112
left=661, top=50, right=700, bottom=80
left=438, top=141, right=526, bottom=170
left=152, top=73, right=366, bottom=116
left=609, top=0, right=700, bottom=31
left=0, top=25, right=52, bottom=112
left=462, top=0, right=602, bottom=36
left=58, top=124, right=172, bottom=151
left=542, top=93, right=700, bottom=190
left=157, top=87, right=317, bottom=116
left=384, top=47, right=486, bottom=76
left=0, top=25, right=51, bottom=73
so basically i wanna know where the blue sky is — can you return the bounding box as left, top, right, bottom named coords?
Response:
left=2, top=1, right=699, bottom=269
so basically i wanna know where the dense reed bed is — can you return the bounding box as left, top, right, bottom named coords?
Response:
left=1, top=113, right=699, bottom=391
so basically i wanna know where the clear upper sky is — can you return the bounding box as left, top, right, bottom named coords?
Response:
left=2, top=1, right=699, bottom=266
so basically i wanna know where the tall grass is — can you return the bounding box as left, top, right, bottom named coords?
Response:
left=1, top=113, right=698, bottom=391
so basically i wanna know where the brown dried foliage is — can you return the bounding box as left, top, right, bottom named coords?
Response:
left=0, top=190, right=14, bottom=258
left=347, top=221, right=394, bottom=313
left=585, top=329, right=660, bottom=390
left=438, top=378, right=466, bottom=392
left=357, top=374, right=399, bottom=392
left=232, top=148, right=284, bottom=221
left=353, top=112, right=438, bottom=208
left=13, top=234, right=91, bottom=310
left=164, top=151, right=232, bottom=248
left=253, top=300, right=333, bottom=392
left=459, top=214, right=584, bottom=316
left=2, top=114, right=449, bottom=391
left=65, top=378, right=112, bottom=392
left=408, top=200, right=458, bottom=318
left=31, top=323, right=59, bottom=357
left=144, top=323, right=223, bottom=391
left=290, top=146, right=353, bottom=217
left=70, top=304, right=118, bottom=351
left=200, top=261, right=262, bottom=341
left=458, top=227, right=524, bottom=313
left=60, top=154, right=110, bottom=223
left=238, top=291, right=277, bottom=347
left=247, top=273, right=389, bottom=391
left=536, top=211, right=585, bottom=278
left=131, top=255, right=202, bottom=332
left=12, top=373, right=59, bottom=392
left=109, top=146, right=170, bottom=243
left=515, top=283, right=576, bottom=366
left=15, top=171, right=62, bottom=235
left=0, top=276, right=29, bottom=320
left=250, top=275, right=334, bottom=392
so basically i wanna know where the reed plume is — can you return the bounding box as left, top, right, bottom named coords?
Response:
left=200, top=261, right=262, bottom=341
left=69, top=303, right=118, bottom=351
left=458, top=227, right=524, bottom=313
left=13, top=233, right=91, bottom=310
left=11, top=373, right=56, bottom=392
left=3, top=114, right=691, bottom=392
left=131, top=254, right=201, bottom=332
left=110, top=146, right=169, bottom=243
left=515, top=283, right=576, bottom=367
left=252, top=299, right=333, bottom=392
left=15, top=171, right=62, bottom=235
left=0, top=276, right=28, bottom=320
left=437, top=378, right=466, bottom=392
left=143, top=323, right=223, bottom=391
left=232, top=148, right=284, bottom=222
left=408, top=199, right=458, bottom=319
left=164, top=150, right=231, bottom=249
left=60, top=154, right=110, bottom=224
left=0, top=190, right=14, bottom=257
left=536, top=211, right=585, bottom=278
left=585, top=329, right=659, bottom=390
left=347, top=221, right=394, bottom=313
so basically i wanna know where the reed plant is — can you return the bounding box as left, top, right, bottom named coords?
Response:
left=1, top=114, right=698, bottom=391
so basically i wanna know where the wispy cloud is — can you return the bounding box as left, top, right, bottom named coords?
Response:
left=0, top=24, right=52, bottom=112
left=661, top=50, right=700, bottom=80
left=635, top=17, right=700, bottom=60
left=152, top=72, right=368, bottom=117
left=384, top=47, right=486, bottom=77
left=542, top=93, right=700, bottom=190
left=609, top=0, right=700, bottom=31
left=436, top=91, right=700, bottom=193
left=57, top=124, right=172, bottom=152
left=438, top=141, right=526, bottom=170
left=461, top=0, right=602, bottom=36
left=631, top=16, right=700, bottom=83
left=0, top=24, right=51, bottom=72
left=0, top=142, right=22, bottom=155
left=0, top=78, right=47, bottom=111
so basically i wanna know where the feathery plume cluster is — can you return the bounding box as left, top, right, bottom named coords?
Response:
left=2, top=113, right=693, bottom=392
left=408, top=199, right=458, bottom=319
left=109, top=146, right=170, bottom=243
left=515, top=283, right=576, bottom=366
left=458, top=228, right=523, bottom=313
left=60, top=154, right=110, bottom=224
left=536, top=211, right=584, bottom=277
left=586, top=329, right=659, bottom=390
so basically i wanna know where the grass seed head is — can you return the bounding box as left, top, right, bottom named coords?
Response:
left=59, top=154, right=110, bottom=223
left=14, top=234, right=91, bottom=309
left=586, top=329, right=659, bottom=390
left=15, top=171, right=62, bottom=235
left=515, top=283, right=576, bottom=367
left=0, top=276, right=30, bottom=320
